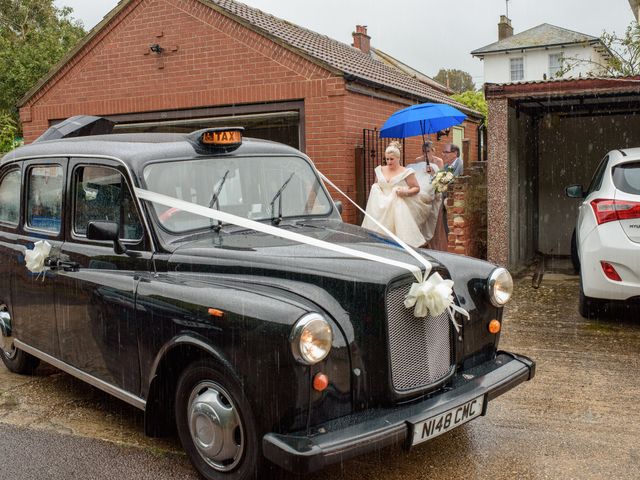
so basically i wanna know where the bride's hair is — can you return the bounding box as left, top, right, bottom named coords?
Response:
left=385, top=141, right=402, bottom=159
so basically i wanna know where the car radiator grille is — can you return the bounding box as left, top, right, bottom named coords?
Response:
left=386, top=281, right=453, bottom=392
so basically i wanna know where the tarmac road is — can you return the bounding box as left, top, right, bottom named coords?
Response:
left=1, top=274, right=639, bottom=480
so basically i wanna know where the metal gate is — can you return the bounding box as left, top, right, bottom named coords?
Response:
left=362, top=128, right=405, bottom=195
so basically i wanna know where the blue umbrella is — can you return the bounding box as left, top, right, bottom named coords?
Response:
left=379, top=103, right=466, bottom=139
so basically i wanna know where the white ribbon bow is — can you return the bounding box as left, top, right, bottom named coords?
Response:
left=405, top=272, right=454, bottom=318
left=404, top=272, right=469, bottom=332
left=24, top=240, right=51, bottom=274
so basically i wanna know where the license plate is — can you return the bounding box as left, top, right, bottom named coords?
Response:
left=410, top=395, right=485, bottom=446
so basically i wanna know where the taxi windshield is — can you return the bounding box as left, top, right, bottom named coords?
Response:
left=143, top=155, right=333, bottom=232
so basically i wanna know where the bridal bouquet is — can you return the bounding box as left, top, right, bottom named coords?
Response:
left=432, top=168, right=455, bottom=193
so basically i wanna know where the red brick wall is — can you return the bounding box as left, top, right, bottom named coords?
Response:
left=446, top=162, right=487, bottom=258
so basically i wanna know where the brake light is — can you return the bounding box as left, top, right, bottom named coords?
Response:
left=590, top=199, right=640, bottom=225
left=601, top=261, right=622, bottom=282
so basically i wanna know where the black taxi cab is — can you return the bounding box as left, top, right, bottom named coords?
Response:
left=0, top=117, right=534, bottom=480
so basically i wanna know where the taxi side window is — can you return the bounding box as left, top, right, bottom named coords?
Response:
left=0, top=169, right=21, bottom=225
left=73, top=166, right=143, bottom=241
left=27, top=165, right=64, bottom=233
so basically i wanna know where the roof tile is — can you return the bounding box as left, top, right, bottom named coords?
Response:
left=208, top=0, right=473, bottom=112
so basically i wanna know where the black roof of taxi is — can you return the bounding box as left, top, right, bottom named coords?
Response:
left=1, top=133, right=303, bottom=170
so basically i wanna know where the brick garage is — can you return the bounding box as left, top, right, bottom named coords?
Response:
left=19, top=0, right=482, bottom=239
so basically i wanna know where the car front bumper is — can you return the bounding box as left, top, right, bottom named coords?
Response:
left=263, top=351, right=535, bottom=473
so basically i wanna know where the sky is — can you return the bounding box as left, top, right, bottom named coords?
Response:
left=53, top=0, right=635, bottom=86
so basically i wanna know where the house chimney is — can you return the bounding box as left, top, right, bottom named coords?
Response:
left=352, top=25, right=371, bottom=54
left=498, top=15, right=513, bottom=40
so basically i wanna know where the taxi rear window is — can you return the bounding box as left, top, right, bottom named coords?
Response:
left=612, top=161, right=640, bottom=195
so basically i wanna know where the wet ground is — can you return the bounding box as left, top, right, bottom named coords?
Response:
left=1, top=273, right=639, bottom=479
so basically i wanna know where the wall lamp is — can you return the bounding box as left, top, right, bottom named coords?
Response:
left=436, top=128, right=451, bottom=141
left=149, top=43, right=164, bottom=54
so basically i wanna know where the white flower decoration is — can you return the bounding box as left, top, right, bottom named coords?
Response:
left=24, top=240, right=52, bottom=274
left=404, top=272, right=455, bottom=318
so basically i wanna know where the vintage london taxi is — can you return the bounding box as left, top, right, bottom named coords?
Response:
left=0, top=117, right=534, bottom=480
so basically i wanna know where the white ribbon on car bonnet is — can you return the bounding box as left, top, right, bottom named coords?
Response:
left=135, top=175, right=468, bottom=330
left=318, top=174, right=468, bottom=331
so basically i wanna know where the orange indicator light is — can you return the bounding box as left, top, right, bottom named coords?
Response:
left=313, top=373, right=329, bottom=392
left=488, top=319, right=501, bottom=334
left=208, top=308, right=224, bottom=318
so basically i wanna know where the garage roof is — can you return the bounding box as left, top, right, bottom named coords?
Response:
left=19, top=0, right=478, bottom=118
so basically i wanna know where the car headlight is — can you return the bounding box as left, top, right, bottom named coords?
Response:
left=488, top=268, right=513, bottom=307
left=290, top=313, right=333, bottom=365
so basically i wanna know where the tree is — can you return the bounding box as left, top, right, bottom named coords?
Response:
left=0, top=111, right=20, bottom=153
left=560, top=21, right=640, bottom=77
left=434, top=69, right=475, bottom=94
left=0, top=0, right=85, bottom=135
left=451, top=90, right=487, bottom=125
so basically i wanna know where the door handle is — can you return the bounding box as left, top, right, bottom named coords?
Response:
left=45, top=258, right=80, bottom=272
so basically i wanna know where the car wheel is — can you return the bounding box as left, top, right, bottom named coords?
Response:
left=175, top=360, right=260, bottom=480
left=570, top=229, right=580, bottom=273
left=578, top=278, right=607, bottom=319
left=0, top=304, right=39, bottom=374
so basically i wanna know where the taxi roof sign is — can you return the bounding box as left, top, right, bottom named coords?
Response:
left=202, top=129, right=242, bottom=146
left=189, top=127, right=244, bottom=153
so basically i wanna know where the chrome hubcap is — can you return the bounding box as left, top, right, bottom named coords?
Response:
left=188, top=381, right=244, bottom=472
left=0, top=305, right=16, bottom=360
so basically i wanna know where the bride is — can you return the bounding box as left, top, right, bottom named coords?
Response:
left=361, top=141, right=427, bottom=247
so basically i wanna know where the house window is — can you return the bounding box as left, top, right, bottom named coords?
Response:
left=510, top=57, right=524, bottom=81
left=549, top=53, right=563, bottom=78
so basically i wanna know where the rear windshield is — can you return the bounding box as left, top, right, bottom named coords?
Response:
left=612, top=161, right=640, bottom=195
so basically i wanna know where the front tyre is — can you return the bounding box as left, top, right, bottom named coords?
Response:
left=175, top=360, right=260, bottom=480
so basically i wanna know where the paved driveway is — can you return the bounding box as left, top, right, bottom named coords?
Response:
left=1, top=275, right=639, bottom=479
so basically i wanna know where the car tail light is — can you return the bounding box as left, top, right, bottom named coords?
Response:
left=600, top=261, right=622, bottom=281
left=590, top=199, right=640, bottom=225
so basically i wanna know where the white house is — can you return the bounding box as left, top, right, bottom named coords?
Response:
left=472, top=17, right=610, bottom=84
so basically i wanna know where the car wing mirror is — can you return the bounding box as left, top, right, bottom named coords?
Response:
left=565, top=185, right=584, bottom=199
left=334, top=200, right=343, bottom=216
left=87, top=221, right=127, bottom=254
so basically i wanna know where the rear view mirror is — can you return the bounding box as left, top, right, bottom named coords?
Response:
left=565, top=185, right=584, bottom=198
left=334, top=200, right=343, bottom=216
left=87, top=221, right=127, bottom=254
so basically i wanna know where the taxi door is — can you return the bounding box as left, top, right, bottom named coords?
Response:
left=10, top=158, right=68, bottom=358
left=53, top=159, right=152, bottom=395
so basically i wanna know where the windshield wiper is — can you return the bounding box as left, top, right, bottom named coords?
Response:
left=270, top=173, right=295, bottom=225
left=208, top=170, right=229, bottom=233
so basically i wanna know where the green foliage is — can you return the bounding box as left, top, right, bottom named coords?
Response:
left=0, top=0, right=85, bottom=125
left=434, top=69, right=475, bottom=94
left=560, top=21, right=640, bottom=77
left=451, top=90, right=488, bottom=125
left=0, top=110, right=20, bottom=153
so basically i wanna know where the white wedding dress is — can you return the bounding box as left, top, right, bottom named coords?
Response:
left=406, top=161, right=443, bottom=244
left=361, top=166, right=427, bottom=247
